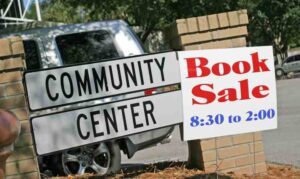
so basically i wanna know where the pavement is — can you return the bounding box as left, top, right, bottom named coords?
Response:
left=121, top=77, right=300, bottom=167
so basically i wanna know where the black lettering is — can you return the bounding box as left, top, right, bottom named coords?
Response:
left=61, top=72, right=74, bottom=98
left=109, top=65, right=122, bottom=89
left=90, top=111, right=104, bottom=137
left=131, top=103, right=143, bottom=128
left=138, top=61, right=144, bottom=85
left=77, top=114, right=90, bottom=140
left=143, top=101, right=156, bottom=125
left=144, top=59, right=154, bottom=83
left=45, top=74, right=59, bottom=101
left=154, top=57, right=165, bottom=81
left=75, top=69, right=92, bottom=96
left=104, top=108, right=118, bottom=134
left=93, top=67, right=108, bottom=92
left=124, top=62, right=137, bottom=88
left=117, top=105, right=128, bottom=131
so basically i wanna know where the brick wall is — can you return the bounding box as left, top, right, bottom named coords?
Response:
left=165, top=10, right=267, bottom=175
left=165, top=9, right=248, bottom=50
left=0, top=37, right=39, bottom=179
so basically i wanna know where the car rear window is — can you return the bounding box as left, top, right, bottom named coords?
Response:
left=55, top=30, right=120, bottom=65
left=23, top=40, right=41, bottom=70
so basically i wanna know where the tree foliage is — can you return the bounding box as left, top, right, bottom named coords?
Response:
left=15, top=0, right=300, bottom=59
left=248, top=0, right=300, bottom=60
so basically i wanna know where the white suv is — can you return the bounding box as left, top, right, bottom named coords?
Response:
left=276, top=54, right=300, bottom=78
left=0, top=20, right=175, bottom=177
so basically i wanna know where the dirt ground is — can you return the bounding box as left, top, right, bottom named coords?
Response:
left=52, top=162, right=300, bottom=179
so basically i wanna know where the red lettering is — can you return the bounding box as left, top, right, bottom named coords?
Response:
left=185, top=57, right=210, bottom=78
left=239, top=79, right=250, bottom=100
left=252, top=85, right=269, bottom=98
left=251, top=52, right=270, bottom=72
left=212, top=62, right=231, bottom=76
left=232, top=61, right=251, bottom=74
left=218, top=88, right=237, bottom=102
left=192, top=84, right=215, bottom=105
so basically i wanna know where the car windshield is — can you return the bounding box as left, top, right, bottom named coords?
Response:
left=56, top=30, right=121, bottom=65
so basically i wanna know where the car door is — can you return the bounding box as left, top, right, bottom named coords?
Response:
left=293, top=55, right=300, bottom=72
left=283, top=56, right=295, bottom=73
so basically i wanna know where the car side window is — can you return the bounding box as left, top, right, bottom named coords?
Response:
left=23, top=40, right=41, bottom=70
left=286, top=56, right=295, bottom=63
left=55, top=30, right=120, bottom=65
left=294, top=55, right=300, bottom=62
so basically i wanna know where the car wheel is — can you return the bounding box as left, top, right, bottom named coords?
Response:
left=58, top=142, right=120, bottom=176
left=276, top=69, right=285, bottom=79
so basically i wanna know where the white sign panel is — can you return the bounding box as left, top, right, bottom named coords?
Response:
left=25, top=52, right=180, bottom=111
left=178, top=46, right=277, bottom=140
left=31, top=91, right=183, bottom=155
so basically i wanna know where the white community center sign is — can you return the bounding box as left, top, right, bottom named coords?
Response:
left=24, top=47, right=277, bottom=156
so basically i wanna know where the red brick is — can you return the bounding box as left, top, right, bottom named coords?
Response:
left=212, top=26, right=248, bottom=40
left=3, top=57, right=25, bottom=70
left=187, top=17, right=199, bottom=33
left=0, top=60, right=4, bottom=71
left=0, top=71, right=23, bottom=84
left=180, top=32, right=212, bottom=45
left=4, top=82, right=24, bottom=96
left=233, top=133, right=254, bottom=144
left=250, top=142, right=264, bottom=153
left=183, top=44, right=201, bottom=50
left=235, top=155, right=254, bottom=167
left=0, top=38, right=11, bottom=57
left=11, top=41, right=24, bottom=55
left=254, top=162, right=267, bottom=174
left=217, top=159, right=236, bottom=170
left=9, top=36, right=23, bottom=43
left=203, top=150, right=217, bottom=162
left=218, top=13, right=229, bottom=28
left=204, top=162, right=217, bottom=173
left=208, top=14, right=219, bottom=29
left=5, top=158, right=37, bottom=176
left=176, top=19, right=188, bottom=34
left=254, top=132, right=263, bottom=141
left=231, top=37, right=247, bottom=47
left=216, top=136, right=232, bottom=148
left=201, top=139, right=216, bottom=151
left=6, top=172, right=39, bottom=179
left=0, top=95, right=26, bottom=109
left=218, top=144, right=250, bottom=159
left=7, top=146, right=35, bottom=162
left=197, top=16, right=209, bottom=31
left=238, top=9, right=249, bottom=25
left=11, top=108, right=29, bottom=121
left=228, top=11, right=239, bottom=26
left=254, top=152, right=266, bottom=163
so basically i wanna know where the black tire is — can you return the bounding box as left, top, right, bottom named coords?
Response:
left=106, top=141, right=121, bottom=175
left=276, top=69, right=285, bottom=79
left=43, top=141, right=121, bottom=176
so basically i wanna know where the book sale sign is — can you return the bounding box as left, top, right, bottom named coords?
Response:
left=178, top=46, right=277, bottom=140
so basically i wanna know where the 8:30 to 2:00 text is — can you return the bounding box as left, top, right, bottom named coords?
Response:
left=190, top=109, right=276, bottom=127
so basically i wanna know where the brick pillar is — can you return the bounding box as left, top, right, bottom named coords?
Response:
left=0, top=37, right=39, bottom=179
left=165, top=10, right=267, bottom=175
